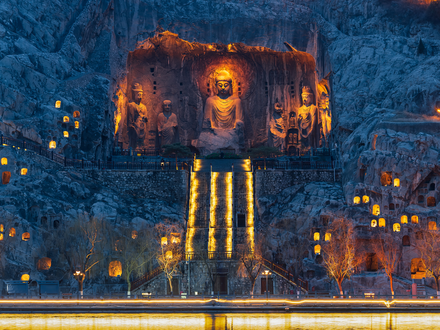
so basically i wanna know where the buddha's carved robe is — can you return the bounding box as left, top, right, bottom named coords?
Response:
left=157, top=112, right=178, bottom=145
left=204, top=95, right=243, bottom=129
left=127, top=101, right=148, bottom=148
left=297, top=104, right=317, bottom=147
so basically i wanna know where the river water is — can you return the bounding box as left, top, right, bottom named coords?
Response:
left=1, top=313, right=440, bottom=329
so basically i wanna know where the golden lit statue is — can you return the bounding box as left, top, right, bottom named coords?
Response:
left=127, top=83, right=148, bottom=149
left=297, top=86, right=317, bottom=149
left=203, top=70, right=243, bottom=130
left=157, top=100, right=178, bottom=146
left=318, top=77, right=331, bottom=147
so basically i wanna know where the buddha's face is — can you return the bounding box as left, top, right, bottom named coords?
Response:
left=216, top=80, right=231, bottom=96
left=134, top=91, right=143, bottom=103
left=302, top=93, right=313, bottom=107
left=274, top=103, right=283, bottom=114
left=163, top=100, right=172, bottom=113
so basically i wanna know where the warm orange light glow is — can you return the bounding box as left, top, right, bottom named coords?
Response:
left=21, top=168, right=27, bottom=175
left=246, top=172, right=254, bottom=252
left=63, top=131, right=69, bottom=138
left=208, top=172, right=218, bottom=255
left=171, top=233, right=180, bottom=244
left=0, top=233, right=3, bottom=240
left=353, top=196, right=360, bottom=204
left=37, top=257, right=52, bottom=270
left=393, top=223, right=400, bottom=232
left=185, top=171, right=199, bottom=255
left=226, top=172, right=233, bottom=257
left=394, top=178, right=400, bottom=187
left=362, top=196, right=369, bottom=203
left=371, top=220, right=377, bottom=227
left=9, top=227, right=15, bottom=237
left=131, top=230, right=138, bottom=239
left=325, top=233, right=331, bottom=241
left=372, top=204, right=380, bottom=216
left=314, top=245, right=321, bottom=255
left=63, top=116, right=69, bottom=123
left=21, top=274, right=29, bottom=281
left=49, top=141, right=56, bottom=149
left=166, top=251, right=173, bottom=259
left=1, top=158, right=7, bottom=165
left=22, top=232, right=30, bottom=241
left=109, top=260, right=122, bottom=277
left=75, top=121, right=79, bottom=129
left=379, top=218, right=386, bottom=227
left=314, top=232, right=320, bottom=241
left=0, top=224, right=3, bottom=232
left=412, top=215, right=419, bottom=224
left=55, top=100, right=61, bottom=108
left=401, top=215, right=408, bottom=224
left=73, top=111, right=80, bottom=118
left=429, top=221, right=437, bottom=230
left=161, top=237, right=168, bottom=246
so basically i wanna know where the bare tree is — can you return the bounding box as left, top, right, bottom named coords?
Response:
left=415, top=228, right=440, bottom=295
left=322, top=218, right=364, bottom=296
left=155, top=222, right=183, bottom=295
left=236, top=242, right=263, bottom=295
left=373, top=233, right=401, bottom=296
left=111, top=226, right=155, bottom=295
left=60, top=213, right=106, bottom=295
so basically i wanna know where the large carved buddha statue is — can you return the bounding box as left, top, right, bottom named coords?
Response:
left=297, top=85, right=318, bottom=150
left=127, top=83, right=148, bottom=149
left=203, top=70, right=243, bottom=130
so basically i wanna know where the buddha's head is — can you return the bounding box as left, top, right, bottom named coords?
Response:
left=274, top=102, right=283, bottom=114
left=301, top=86, right=314, bottom=107
left=214, top=70, right=233, bottom=97
left=132, top=83, right=143, bottom=103
left=163, top=100, right=172, bottom=113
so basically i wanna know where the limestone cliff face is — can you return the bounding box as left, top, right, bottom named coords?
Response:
left=0, top=0, right=440, bottom=292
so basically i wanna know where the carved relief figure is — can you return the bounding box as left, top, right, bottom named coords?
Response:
left=157, top=100, right=178, bottom=146
left=318, top=78, right=332, bottom=147
left=269, top=102, right=286, bottom=149
left=297, top=85, right=317, bottom=149
left=127, top=83, right=148, bottom=149
left=203, top=70, right=243, bottom=130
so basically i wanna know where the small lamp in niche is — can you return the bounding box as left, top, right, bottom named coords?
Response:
left=21, top=168, right=27, bottom=175
left=63, top=131, right=69, bottom=138
left=55, top=100, right=61, bottom=108
left=75, top=121, right=79, bottom=129
left=314, top=245, right=321, bottom=255
left=63, top=116, right=69, bottom=123
left=325, top=233, right=331, bottom=241
left=371, top=219, right=377, bottom=228
left=49, top=141, right=56, bottom=149
left=21, top=274, right=30, bottom=281
left=314, top=232, right=320, bottom=241
left=166, top=251, right=173, bottom=259
left=1, top=158, right=7, bottom=165
left=353, top=196, right=360, bottom=204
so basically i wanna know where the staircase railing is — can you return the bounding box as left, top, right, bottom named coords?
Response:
left=261, top=258, right=308, bottom=292
left=131, top=267, right=164, bottom=292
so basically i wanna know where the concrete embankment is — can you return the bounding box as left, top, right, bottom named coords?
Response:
left=1, top=298, right=440, bottom=313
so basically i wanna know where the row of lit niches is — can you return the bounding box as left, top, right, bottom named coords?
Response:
left=55, top=101, right=81, bottom=144
left=1, top=159, right=27, bottom=184
left=16, top=257, right=52, bottom=282
left=0, top=225, right=29, bottom=241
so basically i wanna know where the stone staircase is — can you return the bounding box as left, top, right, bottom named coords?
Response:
left=193, top=159, right=251, bottom=173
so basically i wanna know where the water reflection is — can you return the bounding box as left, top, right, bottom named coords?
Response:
left=0, top=313, right=440, bottom=329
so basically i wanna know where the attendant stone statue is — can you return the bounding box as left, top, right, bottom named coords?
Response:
left=297, top=85, right=318, bottom=149
left=127, top=83, right=148, bottom=149
left=157, top=100, right=178, bottom=146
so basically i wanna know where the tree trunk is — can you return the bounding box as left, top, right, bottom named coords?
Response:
left=337, top=279, right=343, bottom=297
left=127, top=280, right=131, bottom=297
left=78, top=279, right=84, bottom=297
left=250, top=277, right=256, bottom=296
left=168, top=276, right=173, bottom=295
left=435, top=275, right=440, bottom=298
left=389, top=275, right=394, bottom=297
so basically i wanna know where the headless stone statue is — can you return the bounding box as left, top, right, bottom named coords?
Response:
left=127, top=83, right=148, bottom=149
left=157, top=100, right=178, bottom=146
left=297, top=86, right=318, bottom=150
left=269, top=102, right=286, bottom=149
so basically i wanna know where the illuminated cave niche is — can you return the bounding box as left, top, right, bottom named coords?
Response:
left=429, top=221, right=437, bottom=230
left=393, top=223, right=400, bottom=232
left=63, top=116, right=69, bottom=123
left=9, top=227, right=15, bottom=237
left=21, top=274, right=30, bottom=281
left=362, top=196, right=369, bottom=203
left=314, top=245, right=321, bottom=255
left=372, top=204, right=380, bottom=216
left=108, top=261, right=122, bottom=277
left=21, top=168, right=27, bottom=175
left=63, top=131, right=69, bottom=138
left=371, top=220, right=377, bottom=227
left=49, top=141, right=56, bottom=149
left=411, top=215, right=419, bottom=224
left=394, top=178, right=400, bottom=187
left=2, top=171, right=11, bottom=184
left=55, top=100, right=61, bottom=108
left=401, top=215, right=408, bottom=224
left=325, top=233, right=331, bottom=241
left=22, top=232, right=30, bottom=241
left=73, top=111, right=80, bottom=118
left=314, top=232, right=320, bottom=241
left=379, top=218, right=386, bottom=227
left=37, top=257, right=52, bottom=270
left=75, top=121, right=79, bottom=129
left=353, top=196, right=360, bottom=204
left=1, top=158, right=7, bottom=165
